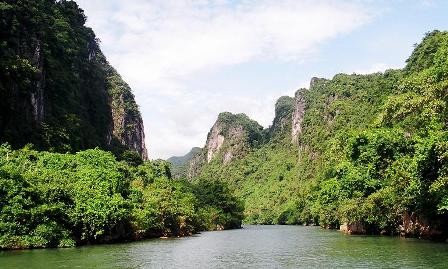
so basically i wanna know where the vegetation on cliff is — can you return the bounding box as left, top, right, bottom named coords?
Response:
left=168, top=147, right=202, bottom=179
left=190, top=31, right=448, bottom=240
left=215, top=112, right=265, bottom=148
left=0, top=0, right=147, bottom=159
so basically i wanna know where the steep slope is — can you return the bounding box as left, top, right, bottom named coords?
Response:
left=188, top=112, right=264, bottom=177
left=191, top=31, right=448, bottom=240
left=193, top=71, right=402, bottom=223
left=105, top=61, right=148, bottom=160
left=168, top=147, right=202, bottom=178
left=0, top=0, right=147, bottom=159
left=268, top=96, right=295, bottom=138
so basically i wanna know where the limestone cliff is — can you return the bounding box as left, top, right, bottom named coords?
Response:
left=291, top=89, right=307, bottom=144
left=186, top=79, right=316, bottom=178
left=0, top=0, right=147, bottom=159
left=104, top=61, right=148, bottom=159
left=187, top=112, right=263, bottom=177
left=269, top=96, right=294, bottom=137
left=291, top=78, right=327, bottom=144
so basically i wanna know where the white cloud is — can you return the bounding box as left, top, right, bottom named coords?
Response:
left=76, top=0, right=375, bottom=158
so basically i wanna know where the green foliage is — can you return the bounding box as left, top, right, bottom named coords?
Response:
left=193, top=31, right=448, bottom=239
left=0, top=0, right=144, bottom=158
left=168, top=147, right=202, bottom=178
left=217, top=112, right=264, bottom=147
left=196, top=139, right=303, bottom=225
left=406, top=30, right=448, bottom=73
left=131, top=178, right=199, bottom=236
left=119, top=150, right=144, bottom=167
left=0, top=146, right=131, bottom=248
left=309, top=32, right=448, bottom=235
left=269, top=96, right=295, bottom=138
left=0, top=144, right=243, bottom=250
left=193, top=179, right=243, bottom=230
left=274, top=96, right=295, bottom=119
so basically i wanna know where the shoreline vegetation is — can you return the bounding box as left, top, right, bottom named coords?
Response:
left=1, top=0, right=448, bottom=251
left=0, top=145, right=243, bottom=250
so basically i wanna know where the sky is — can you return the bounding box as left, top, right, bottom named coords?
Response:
left=75, top=0, right=448, bottom=159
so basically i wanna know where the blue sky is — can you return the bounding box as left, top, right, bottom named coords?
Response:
left=76, top=0, right=448, bottom=159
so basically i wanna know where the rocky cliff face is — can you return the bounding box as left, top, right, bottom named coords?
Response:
left=0, top=0, right=147, bottom=159
left=207, top=112, right=263, bottom=164
left=187, top=79, right=319, bottom=178
left=30, top=40, right=45, bottom=125
left=104, top=62, right=148, bottom=159
left=187, top=112, right=263, bottom=177
left=291, top=78, right=328, bottom=144
left=206, top=121, right=227, bottom=163
left=399, top=212, right=448, bottom=240
left=269, top=96, right=294, bottom=137
left=205, top=122, right=245, bottom=164
left=291, top=89, right=307, bottom=144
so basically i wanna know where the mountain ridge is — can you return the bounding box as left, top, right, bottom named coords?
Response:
left=184, top=30, right=448, bottom=240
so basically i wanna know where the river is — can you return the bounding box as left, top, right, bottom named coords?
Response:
left=1, top=225, right=448, bottom=268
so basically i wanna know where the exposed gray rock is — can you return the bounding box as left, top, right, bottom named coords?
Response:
left=104, top=61, right=148, bottom=160
left=291, top=88, right=307, bottom=144
left=187, top=112, right=263, bottom=178
left=269, top=96, right=294, bottom=137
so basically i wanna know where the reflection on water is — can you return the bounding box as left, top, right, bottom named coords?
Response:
left=1, top=225, right=448, bottom=268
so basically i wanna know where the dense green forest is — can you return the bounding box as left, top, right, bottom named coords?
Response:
left=189, top=30, right=448, bottom=240
left=0, top=144, right=242, bottom=249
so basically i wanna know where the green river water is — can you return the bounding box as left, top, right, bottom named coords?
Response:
left=1, top=225, right=448, bottom=268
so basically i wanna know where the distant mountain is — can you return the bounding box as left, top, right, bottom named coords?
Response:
left=167, top=147, right=202, bottom=178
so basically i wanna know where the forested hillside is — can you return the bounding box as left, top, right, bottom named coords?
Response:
left=0, top=0, right=147, bottom=160
left=189, top=30, right=448, bottom=240
left=168, top=147, right=201, bottom=179
left=0, top=0, right=243, bottom=250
